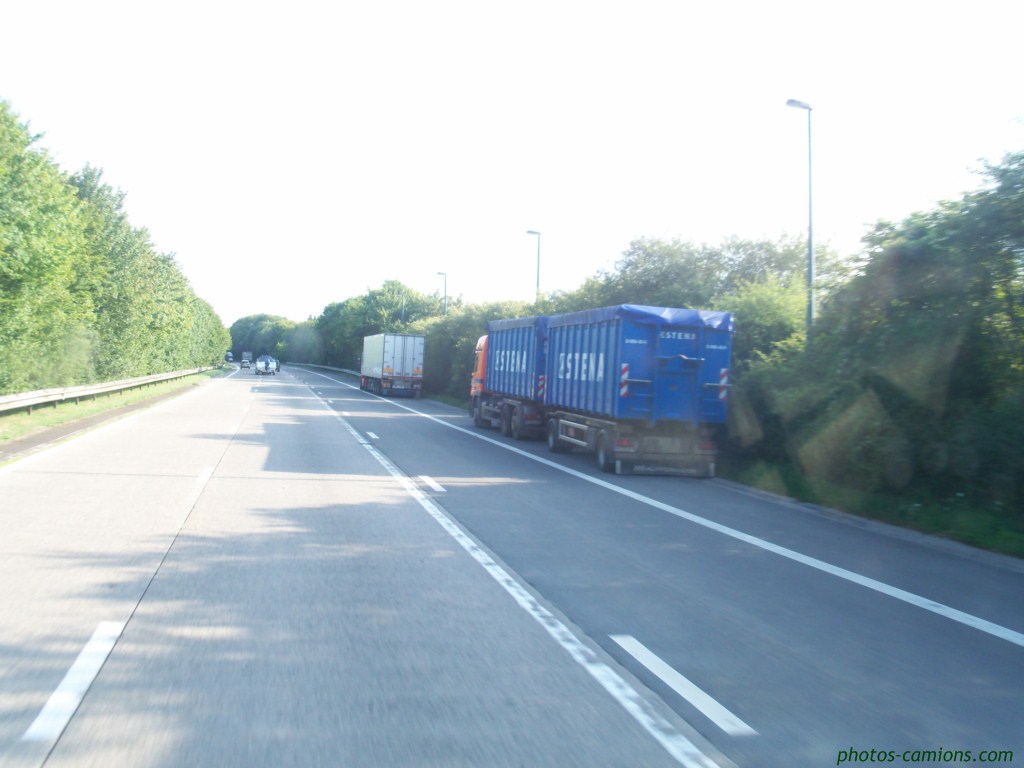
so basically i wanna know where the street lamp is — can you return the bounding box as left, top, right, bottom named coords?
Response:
left=437, top=271, right=447, bottom=316
left=526, top=230, right=541, bottom=300
left=786, top=98, right=814, bottom=338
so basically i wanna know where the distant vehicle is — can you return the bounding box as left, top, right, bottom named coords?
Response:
left=225, top=351, right=234, bottom=362
left=255, top=355, right=278, bottom=375
left=242, top=351, right=253, bottom=364
left=469, top=304, right=733, bottom=477
left=360, top=333, right=424, bottom=397
left=240, top=359, right=251, bottom=369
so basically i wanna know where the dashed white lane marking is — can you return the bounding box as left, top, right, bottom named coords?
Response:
left=419, top=475, right=446, bottom=492
left=611, top=635, right=757, bottom=737
left=365, top=431, right=379, bottom=440
left=298, top=368, right=1024, bottom=651
left=307, top=388, right=719, bottom=768
left=22, top=621, right=125, bottom=742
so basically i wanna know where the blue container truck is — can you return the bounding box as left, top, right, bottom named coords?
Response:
left=470, top=304, right=733, bottom=476
left=470, top=316, right=548, bottom=438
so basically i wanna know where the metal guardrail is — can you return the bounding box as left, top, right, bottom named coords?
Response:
left=0, top=367, right=217, bottom=415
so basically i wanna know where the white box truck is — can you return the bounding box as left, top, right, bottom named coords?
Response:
left=360, top=333, right=424, bottom=397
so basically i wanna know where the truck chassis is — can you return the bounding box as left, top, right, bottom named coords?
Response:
left=472, top=396, right=717, bottom=477
left=361, top=375, right=422, bottom=397
left=544, top=411, right=717, bottom=477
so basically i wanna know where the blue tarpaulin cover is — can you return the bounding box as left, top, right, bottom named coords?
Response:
left=547, top=304, right=733, bottom=332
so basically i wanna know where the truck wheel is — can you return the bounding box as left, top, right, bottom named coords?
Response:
left=472, top=398, right=489, bottom=428
left=596, top=433, right=615, bottom=473
left=511, top=407, right=527, bottom=440
left=500, top=407, right=512, bottom=437
left=547, top=420, right=569, bottom=453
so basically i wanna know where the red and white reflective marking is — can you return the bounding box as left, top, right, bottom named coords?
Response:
left=620, top=364, right=629, bottom=397
left=719, top=368, right=729, bottom=400
left=536, top=374, right=546, bottom=400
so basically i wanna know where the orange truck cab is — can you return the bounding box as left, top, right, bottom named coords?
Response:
left=470, top=335, right=487, bottom=398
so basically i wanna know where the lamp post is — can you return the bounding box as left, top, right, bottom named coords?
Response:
left=437, top=271, right=447, bottom=316
left=786, top=98, right=814, bottom=338
left=526, top=230, right=541, bottom=300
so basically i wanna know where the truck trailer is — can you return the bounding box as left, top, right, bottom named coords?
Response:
left=470, top=316, right=548, bottom=438
left=360, top=333, right=425, bottom=397
left=469, top=304, right=733, bottom=476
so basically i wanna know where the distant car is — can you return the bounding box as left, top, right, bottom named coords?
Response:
left=255, top=355, right=278, bottom=375
left=241, top=359, right=251, bottom=369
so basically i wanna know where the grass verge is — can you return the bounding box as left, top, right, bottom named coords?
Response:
left=719, top=457, right=1024, bottom=559
left=0, top=368, right=229, bottom=445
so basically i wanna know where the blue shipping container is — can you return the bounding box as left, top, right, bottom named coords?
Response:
left=545, top=304, right=733, bottom=426
left=485, top=316, right=549, bottom=401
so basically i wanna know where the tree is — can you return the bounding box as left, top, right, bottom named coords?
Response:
left=283, top=321, right=322, bottom=364
left=551, top=235, right=836, bottom=373
left=0, top=102, right=95, bottom=392
left=410, top=299, right=532, bottom=400
left=1, top=102, right=229, bottom=393
left=720, top=275, right=805, bottom=372
left=230, top=315, right=294, bottom=360
left=69, top=166, right=158, bottom=378
left=312, top=280, right=444, bottom=370
left=733, top=150, right=1024, bottom=515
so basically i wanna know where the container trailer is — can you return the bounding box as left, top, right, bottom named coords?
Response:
left=360, top=333, right=425, bottom=397
left=470, top=304, right=733, bottom=476
left=469, top=316, right=548, bottom=438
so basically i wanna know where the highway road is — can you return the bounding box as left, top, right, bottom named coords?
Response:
left=1, top=366, right=1021, bottom=767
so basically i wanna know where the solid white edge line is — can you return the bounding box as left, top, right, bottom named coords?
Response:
left=307, top=386, right=719, bottom=768
left=419, top=475, right=446, bottom=493
left=611, top=635, right=757, bottom=737
left=299, top=367, right=1024, bottom=650
left=22, top=621, right=125, bottom=742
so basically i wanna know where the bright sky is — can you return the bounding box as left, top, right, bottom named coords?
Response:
left=3, top=1, right=1022, bottom=326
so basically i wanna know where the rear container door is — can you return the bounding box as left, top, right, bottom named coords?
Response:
left=697, top=326, right=731, bottom=424
left=655, top=320, right=703, bottom=424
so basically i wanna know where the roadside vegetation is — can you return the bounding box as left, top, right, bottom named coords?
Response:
left=2, top=97, right=1019, bottom=556
left=239, top=155, right=1024, bottom=557
left=0, top=102, right=229, bottom=395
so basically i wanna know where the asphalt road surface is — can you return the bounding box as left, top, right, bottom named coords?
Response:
left=1, top=366, right=1021, bottom=767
